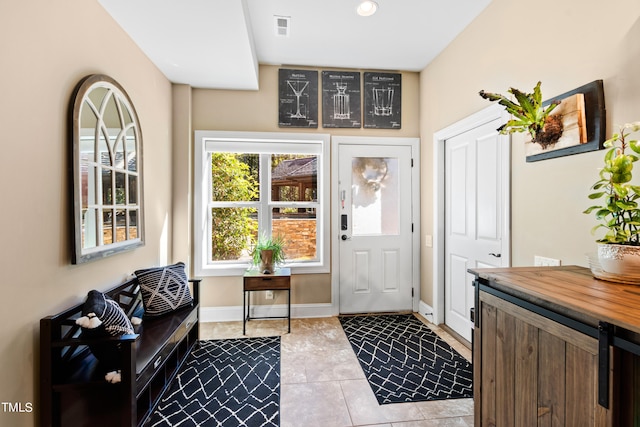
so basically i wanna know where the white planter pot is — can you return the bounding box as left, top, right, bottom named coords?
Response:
left=597, top=243, right=640, bottom=275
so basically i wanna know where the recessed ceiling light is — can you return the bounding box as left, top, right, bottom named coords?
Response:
left=357, top=0, right=378, bottom=17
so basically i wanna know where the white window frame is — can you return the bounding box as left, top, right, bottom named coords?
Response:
left=194, top=130, right=330, bottom=277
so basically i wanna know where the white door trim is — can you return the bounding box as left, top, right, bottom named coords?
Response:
left=432, top=104, right=511, bottom=325
left=331, top=136, right=421, bottom=315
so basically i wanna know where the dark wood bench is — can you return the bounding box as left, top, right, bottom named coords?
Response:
left=40, top=277, right=201, bottom=427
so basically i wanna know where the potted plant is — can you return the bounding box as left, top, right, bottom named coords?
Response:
left=584, top=121, right=640, bottom=275
left=252, top=234, right=286, bottom=274
left=479, top=81, right=563, bottom=148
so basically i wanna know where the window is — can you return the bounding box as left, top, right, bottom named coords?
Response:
left=194, top=131, right=330, bottom=276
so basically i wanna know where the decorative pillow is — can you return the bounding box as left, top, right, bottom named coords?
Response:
left=76, top=290, right=134, bottom=382
left=134, top=262, right=193, bottom=317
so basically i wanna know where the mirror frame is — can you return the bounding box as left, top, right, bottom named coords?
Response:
left=70, top=74, right=145, bottom=264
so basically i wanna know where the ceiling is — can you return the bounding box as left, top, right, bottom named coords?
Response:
left=98, top=0, right=492, bottom=90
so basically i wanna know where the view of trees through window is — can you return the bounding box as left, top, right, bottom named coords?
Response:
left=210, top=152, right=318, bottom=264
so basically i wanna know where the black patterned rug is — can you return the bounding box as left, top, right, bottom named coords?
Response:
left=339, top=314, right=473, bottom=404
left=145, top=336, right=280, bottom=427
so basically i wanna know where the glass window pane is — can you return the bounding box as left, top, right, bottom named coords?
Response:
left=115, top=172, right=126, bottom=205
left=80, top=104, right=98, bottom=131
left=87, top=87, right=108, bottom=110
left=272, top=207, right=317, bottom=261
left=119, top=99, right=133, bottom=125
left=211, top=207, right=258, bottom=262
left=272, top=155, right=318, bottom=202
left=102, top=169, right=112, bottom=205
left=211, top=153, right=259, bottom=202
left=115, top=137, right=125, bottom=169
left=103, top=210, right=114, bottom=245
left=126, top=129, right=137, bottom=172
left=115, top=209, right=126, bottom=242
left=352, top=157, right=399, bottom=236
left=98, top=132, right=110, bottom=166
left=128, top=175, right=138, bottom=204
left=103, top=94, right=120, bottom=129
left=82, top=208, right=98, bottom=249
left=82, top=164, right=97, bottom=207
left=128, top=210, right=138, bottom=240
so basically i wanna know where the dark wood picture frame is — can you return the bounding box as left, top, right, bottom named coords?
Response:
left=526, top=80, right=605, bottom=162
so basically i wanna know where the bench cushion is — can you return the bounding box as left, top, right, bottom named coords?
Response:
left=135, top=262, right=193, bottom=317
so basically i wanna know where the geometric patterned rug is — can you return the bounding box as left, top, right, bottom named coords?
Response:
left=339, top=314, right=473, bottom=404
left=144, top=337, right=280, bottom=427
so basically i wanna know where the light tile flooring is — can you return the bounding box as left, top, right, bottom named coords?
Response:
left=200, top=314, right=474, bottom=427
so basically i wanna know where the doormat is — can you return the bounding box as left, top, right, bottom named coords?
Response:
left=145, top=336, right=280, bottom=427
left=339, top=314, right=473, bottom=404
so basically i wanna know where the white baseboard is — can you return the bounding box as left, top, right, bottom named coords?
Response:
left=419, top=300, right=435, bottom=324
left=199, top=303, right=334, bottom=323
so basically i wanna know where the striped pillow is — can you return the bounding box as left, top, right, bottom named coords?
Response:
left=135, top=262, right=193, bottom=317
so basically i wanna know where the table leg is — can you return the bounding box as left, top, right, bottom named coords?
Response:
left=287, top=288, right=291, bottom=333
left=243, top=290, right=246, bottom=335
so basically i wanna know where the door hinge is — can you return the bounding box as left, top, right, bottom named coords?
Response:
left=411, top=158, right=414, bottom=167
left=411, top=223, right=414, bottom=232
left=411, top=288, right=414, bottom=298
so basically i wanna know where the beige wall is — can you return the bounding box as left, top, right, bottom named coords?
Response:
left=419, top=0, right=640, bottom=305
left=1, top=0, right=173, bottom=425
left=186, top=65, right=420, bottom=308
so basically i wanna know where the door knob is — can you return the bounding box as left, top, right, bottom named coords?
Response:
left=489, top=253, right=501, bottom=258
left=341, top=235, right=349, bottom=241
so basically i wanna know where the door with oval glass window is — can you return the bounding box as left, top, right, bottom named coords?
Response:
left=338, top=143, right=414, bottom=313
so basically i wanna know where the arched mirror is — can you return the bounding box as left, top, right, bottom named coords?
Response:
left=71, top=74, right=144, bottom=264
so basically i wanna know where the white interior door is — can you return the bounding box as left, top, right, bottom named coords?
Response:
left=338, top=144, right=413, bottom=314
left=444, top=118, right=509, bottom=341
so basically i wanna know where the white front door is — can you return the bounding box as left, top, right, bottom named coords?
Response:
left=338, top=143, right=414, bottom=314
left=444, top=118, right=509, bottom=341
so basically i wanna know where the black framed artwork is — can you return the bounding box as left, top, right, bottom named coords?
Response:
left=278, top=69, right=318, bottom=128
left=363, top=72, right=401, bottom=129
left=321, top=71, right=361, bottom=128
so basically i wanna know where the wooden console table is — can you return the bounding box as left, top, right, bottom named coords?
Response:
left=469, top=266, right=640, bottom=426
left=243, top=267, right=291, bottom=334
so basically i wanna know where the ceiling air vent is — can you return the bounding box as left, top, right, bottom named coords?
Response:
left=274, top=15, right=291, bottom=37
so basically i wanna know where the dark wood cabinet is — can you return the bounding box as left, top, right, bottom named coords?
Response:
left=470, top=266, right=640, bottom=426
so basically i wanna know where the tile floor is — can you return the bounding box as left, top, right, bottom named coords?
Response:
left=200, top=314, right=474, bottom=427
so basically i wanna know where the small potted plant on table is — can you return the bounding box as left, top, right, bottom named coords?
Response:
left=584, top=121, right=640, bottom=277
left=252, top=234, right=286, bottom=274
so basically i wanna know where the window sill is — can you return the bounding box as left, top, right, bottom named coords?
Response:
left=195, top=263, right=329, bottom=277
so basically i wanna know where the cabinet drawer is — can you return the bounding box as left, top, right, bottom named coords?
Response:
left=244, top=276, right=290, bottom=291
left=174, top=308, right=198, bottom=343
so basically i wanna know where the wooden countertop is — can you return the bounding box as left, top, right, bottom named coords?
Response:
left=469, top=265, right=640, bottom=335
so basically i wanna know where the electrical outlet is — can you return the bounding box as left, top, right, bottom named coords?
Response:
left=265, top=290, right=274, bottom=300
left=534, top=255, right=561, bottom=266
